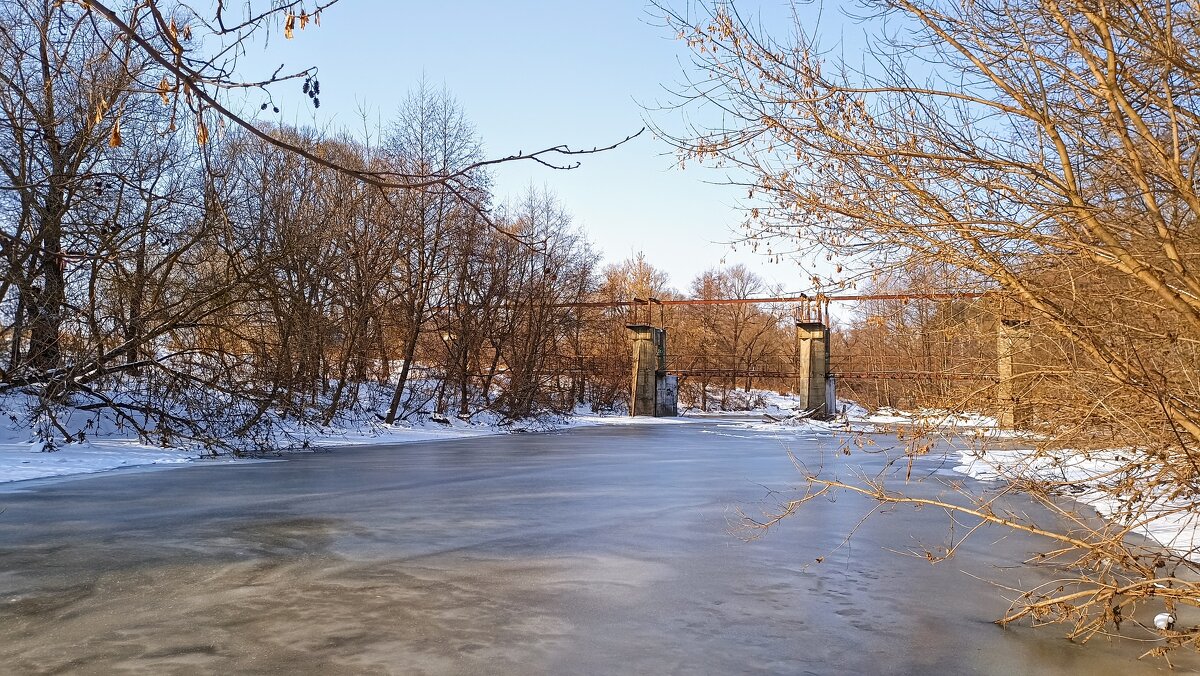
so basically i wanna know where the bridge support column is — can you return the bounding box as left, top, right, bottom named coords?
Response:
left=996, top=319, right=1031, bottom=428
left=794, top=321, right=831, bottom=418
left=628, top=325, right=676, bottom=417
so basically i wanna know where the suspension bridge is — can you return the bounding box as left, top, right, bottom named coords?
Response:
left=545, top=290, right=1027, bottom=424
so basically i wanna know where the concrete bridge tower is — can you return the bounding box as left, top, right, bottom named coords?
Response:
left=794, top=321, right=832, bottom=418
left=996, top=319, right=1031, bottom=428
left=627, top=325, right=678, bottom=417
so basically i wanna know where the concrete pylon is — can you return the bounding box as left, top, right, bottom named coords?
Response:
left=794, top=321, right=831, bottom=418
left=996, top=319, right=1031, bottom=428
left=628, top=325, right=676, bottom=417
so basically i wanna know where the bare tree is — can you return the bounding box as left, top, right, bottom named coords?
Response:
left=489, top=188, right=596, bottom=419
left=0, top=0, right=147, bottom=378
left=382, top=82, right=484, bottom=423
left=657, top=0, right=1200, bottom=653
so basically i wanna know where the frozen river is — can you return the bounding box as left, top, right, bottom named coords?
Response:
left=0, top=418, right=1191, bottom=674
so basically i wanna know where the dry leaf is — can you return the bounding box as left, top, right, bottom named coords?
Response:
left=284, top=13, right=295, bottom=39
left=168, top=18, right=181, bottom=55
left=93, top=98, right=108, bottom=125
left=109, top=120, right=122, bottom=147
left=158, top=76, right=170, bottom=105
left=299, top=10, right=308, bottom=29
left=197, top=119, right=208, bottom=145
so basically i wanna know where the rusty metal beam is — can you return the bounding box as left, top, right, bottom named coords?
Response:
left=834, top=372, right=997, bottom=381
left=555, top=291, right=990, bottom=309
left=662, top=369, right=996, bottom=381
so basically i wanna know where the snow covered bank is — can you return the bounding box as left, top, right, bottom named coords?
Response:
left=0, top=387, right=823, bottom=488
left=741, top=393, right=1200, bottom=560
left=0, top=439, right=206, bottom=486
left=0, top=398, right=688, bottom=487
left=955, top=447, right=1200, bottom=560
left=0, top=398, right=211, bottom=486
left=0, top=416, right=516, bottom=486
left=741, top=393, right=1200, bottom=562
left=726, top=391, right=1024, bottom=438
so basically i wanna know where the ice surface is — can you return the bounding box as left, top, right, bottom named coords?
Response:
left=9, top=387, right=1193, bottom=569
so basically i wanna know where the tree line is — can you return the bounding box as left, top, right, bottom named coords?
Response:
left=0, top=1, right=603, bottom=447
left=0, top=0, right=813, bottom=448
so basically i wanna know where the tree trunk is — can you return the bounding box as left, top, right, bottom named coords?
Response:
left=385, top=323, right=422, bottom=423
left=27, top=187, right=65, bottom=377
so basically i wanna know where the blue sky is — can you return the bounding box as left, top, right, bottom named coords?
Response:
left=236, top=1, right=855, bottom=292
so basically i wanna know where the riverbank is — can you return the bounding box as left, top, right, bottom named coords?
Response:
left=0, top=386, right=1022, bottom=486
left=0, top=400, right=708, bottom=486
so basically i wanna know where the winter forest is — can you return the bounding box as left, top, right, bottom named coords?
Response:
left=0, top=1, right=822, bottom=451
